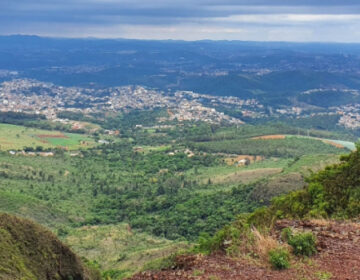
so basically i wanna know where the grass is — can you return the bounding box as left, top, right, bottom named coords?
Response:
left=192, top=269, right=205, bottom=276
left=286, top=135, right=356, bottom=151
left=43, top=132, right=94, bottom=148
left=282, top=154, right=340, bottom=175
left=0, top=213, right=100, bottom=280
left=186, top=154, right=340, bottom=188
left=0, top=123, right=96, bottom=150
left=186, top=159, right=288, bottom=185
left=0, top=152, right=96, bottom=222
left=64, top=224, right=189, bottom=279
left=201, top=168, right=283, bottom=185
left=0, top=149, right=189, bottom=279
left=193, top=135, right=347, bottom=158
left=242, top=158, right=291, bottom=170
left=137, top=145, right=171, bottom=154
left=0, top=190, right=69, bottom=229
left=252, top=228, right=279, bottom=261
left=315, top=271, right=332, bottom=280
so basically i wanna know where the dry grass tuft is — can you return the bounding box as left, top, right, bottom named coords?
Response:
left=251, top=227, right=279, bottom=261
left=309, top=219, right=331, bottom=227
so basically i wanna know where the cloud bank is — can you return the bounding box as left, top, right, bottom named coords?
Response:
left=1, top=0, right=360, bottom=42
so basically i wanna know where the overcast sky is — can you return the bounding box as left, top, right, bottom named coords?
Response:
left=2, top=0, right=360, bottom=42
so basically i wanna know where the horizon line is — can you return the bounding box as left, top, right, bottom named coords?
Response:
left=2, top=34, right=360, bottom=45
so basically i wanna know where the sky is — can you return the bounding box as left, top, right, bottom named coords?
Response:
left=1, top=0, right=360, bottom=42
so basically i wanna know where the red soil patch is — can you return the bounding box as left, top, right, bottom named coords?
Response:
left=322, top=140, right=344, bottom=149
left=129, top=220, right=360, bottom=280
left=252, top=135, right=286, bottom=140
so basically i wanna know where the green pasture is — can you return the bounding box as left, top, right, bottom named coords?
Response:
left=0, top=123, right=95, bottom=150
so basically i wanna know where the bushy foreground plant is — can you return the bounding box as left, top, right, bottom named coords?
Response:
left=194, top=216, right=251, bottom=255
left=281, top=228, right=317, bottom=256
left=268, top=247, right=290, bottom=270
left=288, top=232, right=317, bottom=257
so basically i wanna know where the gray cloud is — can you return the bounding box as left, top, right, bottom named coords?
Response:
left=1, top=0, right=360, bottom=41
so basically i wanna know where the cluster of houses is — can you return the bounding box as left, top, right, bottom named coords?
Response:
left=8, top=150, right=83, bottom=157
left=168, top=148, right=195, bottom=158
left=9, top=150, right=54, bottom=157
left=0, top=79, right=260, bottom=126
left=224, top=155, right=264, bottom=167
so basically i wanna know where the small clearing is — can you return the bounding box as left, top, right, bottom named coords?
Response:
left=205, top=168, right=283, bottom=185
left=252, top=135, right=286, bottom=140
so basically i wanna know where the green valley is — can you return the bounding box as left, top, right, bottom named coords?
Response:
left=2, top=30, right=360, bottom=280
left=0, top=115, right=353, bottom=279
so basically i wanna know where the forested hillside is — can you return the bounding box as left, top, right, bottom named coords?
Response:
left=131, top=146, right=360, bottom=279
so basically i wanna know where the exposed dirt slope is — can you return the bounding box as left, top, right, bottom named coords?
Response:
left=0, top=213, right=100, bottom=280
left=130, top=220, right=360, bottom=280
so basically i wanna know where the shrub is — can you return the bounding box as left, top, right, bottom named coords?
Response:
left=288, top=232, right=317, bottom=256
left=195, top=222, right=247, bottom=255
left=143, top=253, right=177, bottom=271
left=346, top=187, right=360, bottom=217
left=196, top=232, right=214, bottom=255
left=268, top=247, right=290, bottom=270
left=102, top=269, right=130, bottom=279
left=281, top=227, right=292, bottom=242
left=308, top=182, right=329, bottom=217
left=247, top=206, right=275, bottom=229
left=57, top=226, right=69, bottom=237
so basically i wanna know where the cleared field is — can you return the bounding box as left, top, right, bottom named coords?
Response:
left=323, top=139, right=356, bottom=151
left=254, top=134, right=355, bottom=151
left=188, top=158, right=289, bottom=183
left=38, top=132, right=94, bottom=148
left=0, top=190, right=70, bottom=229
left=283, top=154, right=340, bottom=175
left=251, top=134, right=286, bottom=140
left=322, top=139, right=344, bottom=149
left=206, top=168, right=283, bottom=185
left=190, top=152, right=341, bottom=189
left=194, top=135, right=346, bottom=158
left=0, top=123, right=95, bottom=150
left=134, top=145, right=171, bottom=154
left=65, top=224, right=188, bottom=279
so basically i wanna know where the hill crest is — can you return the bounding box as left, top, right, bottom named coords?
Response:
left=0, top=213, right=100, bottom=280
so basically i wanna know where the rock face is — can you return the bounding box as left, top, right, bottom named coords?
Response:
left=0, top=213, right=100, bottom=280
left=130, top=220, right=360, bottom=280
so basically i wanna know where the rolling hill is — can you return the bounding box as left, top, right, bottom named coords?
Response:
left=0, top=213, right=101, bottom=280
